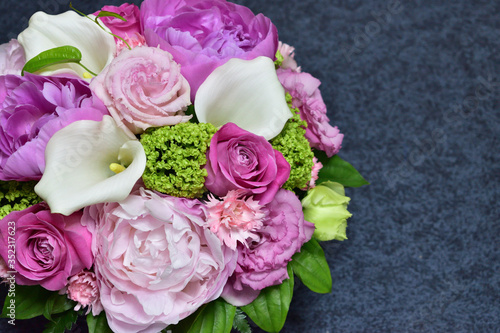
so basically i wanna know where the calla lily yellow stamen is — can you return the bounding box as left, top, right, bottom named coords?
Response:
left=83, top=72, right=93, bottom=79
left=109, top=163, right=126, bottom=174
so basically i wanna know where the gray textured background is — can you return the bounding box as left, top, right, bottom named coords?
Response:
left=0, top=0, right=499, bottom=332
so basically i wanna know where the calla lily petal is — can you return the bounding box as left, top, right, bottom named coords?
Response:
left=35, top=116, right=146, bottom=216
left=195, top=56, right=292, bottom=140
left=18, top=11, right=116, bottom=79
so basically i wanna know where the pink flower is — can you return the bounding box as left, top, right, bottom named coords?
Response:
left=205, top=123, right=290, bottom=205
left=278, top=42, right=300, bottom=72
left=83, top=188, right=237, bottom=333
left=277, top=68, right=344, bottom=157
left=222, top=189, right=315, bottom=306
left=116, top=32, right=147, bottom=54
left=0, top=203, right=93, bottom=291
left=66, top=270, right=102, bottom=314
left=93, top=3, right=141, bottom=40
left=205, top=190, right=266, bottom=250
left=0, top=39, right=25, bottom=75
left=302, top=156, right=323, bottom=190
left=0, top=257, right=9, bottom=278
left=90, top=46, right=191, bottom=135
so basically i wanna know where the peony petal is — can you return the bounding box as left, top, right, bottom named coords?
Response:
left=195, top=56, right=292, bottom=140
left=35, top=116, right=146, bottom=216
left=18, top=11, right=116, bottom=79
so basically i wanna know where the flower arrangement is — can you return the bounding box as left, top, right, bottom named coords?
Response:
left=0, top=1, right=368, bottom=332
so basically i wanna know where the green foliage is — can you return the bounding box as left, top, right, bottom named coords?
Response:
left=42, top=309, right=78, bottom=333
left=0, top=181, right=41, bottom=219
left=1, top=285, right=52, bottom=320
left=271, top=95, right=314, bottom=191
left=315, top=151, right=369, bottom=187
left=291, top=239, right=332, bottom=293
left=141, top=122, right=217, bottom=198
left=232, top=308, right=252, bottom=333
left=43, top=293, right=76, bottom=321
left=241, top=266, right=294, bottom=333
left=87, top=311, right=113, bottom=333
left=172, top=299, right=235, bottom=333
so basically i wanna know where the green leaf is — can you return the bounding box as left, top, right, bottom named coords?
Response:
left=43, top=293, right=76, bottom=321
left=1, top=285, right=52, bottom=319
left=241, top=265, right=294, bottom=333
left=232, top=308, right=252, bottom=333
left=291, top=238, right=332, bottom=293
left=315, top=151, right=369, bottom=187
left=87, top=311, right=113, bottom=333
left=172, top=299, right=236, bottom=333
left=42, top=310, right=78, bottom=333
left=96, top=11, right=127, bottom=21
left=21, top=46, right=82, bottom=75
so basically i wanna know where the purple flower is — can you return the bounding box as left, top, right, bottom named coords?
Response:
left=0, top=39, right=25, bottom=75
left=205, top=123, right=290, bottom=205
left=222, top=189, right=315, bottom=306
left=277, top=68, right=344, bottom=157
left=0, top=74, right=108, bottom=181
left=93, top=3, right=141, bottom=41
left=141, top=0, right=279, bottom=99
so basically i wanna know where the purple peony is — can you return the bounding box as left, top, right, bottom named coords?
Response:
left=221, top=189, right=315, bottom=306
left=277, top=68, right=344, bottom=157
left=141, top=0, right=279, bottom=99
left=205, top=123, right=290, bottom=205
left=0, top=73, right=108, bottom=181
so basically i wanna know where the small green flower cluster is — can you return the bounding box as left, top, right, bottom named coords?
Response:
left=271, top=94, right=314, bottom=190
left=0, top=181, right=41, bottom=219
left=140, top=122, right=217, bottom=198
left=274, top=49, right=284, bottom=68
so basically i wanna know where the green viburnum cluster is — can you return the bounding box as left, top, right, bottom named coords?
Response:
left=0, top=181, right=41, bottom=219
left=140, top=122, right=217, bottom=198
left=271, top=93, right=314, bottom=190
left=274, top=49, right=284, bottom=68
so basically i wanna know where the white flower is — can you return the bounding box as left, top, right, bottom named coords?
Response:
left=195, top=56, right=292, bottom=140
left=35, top=116, right=146, bottom=216
left=17, top=11, right=116, bottom=79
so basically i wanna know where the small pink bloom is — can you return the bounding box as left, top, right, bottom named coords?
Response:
left=67, top=270, right=102, bottom=314
left=302, top=157, right=323, bottom=190
left=205, top=190, right=266, bottom=250
left=278, top=42, right=301, bottom=72
left=0, top=39, right=25, bottom=75
left=115, top=32, right=147, bottom=54
left=0, top=257, right=9, bottom=278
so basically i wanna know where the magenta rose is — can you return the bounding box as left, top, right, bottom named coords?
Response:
left=205, top=123, right=290, bottom=205
left=277, top=68, right=344, bottom=157
left=90, top=46, right=191, bottom=135
left=141, top=0, right=279, bottom=99
left=0, top=73, right=108, bottom=181
left=93, top=3, right=141, bottom=39
left=0, top=203, right=93, bottom=291
left=222, top=189, right=315, bottom=306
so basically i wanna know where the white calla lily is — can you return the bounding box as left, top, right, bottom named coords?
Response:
left=195, top=56, right=292, bottom=140
left=35, top=116, right=146, bottom=216
left=18, top=11, right=116, bottom=79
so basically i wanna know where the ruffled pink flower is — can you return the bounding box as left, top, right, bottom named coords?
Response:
left=0, top=257, right=9, bottom=278
left=93, top=3, right=141, bottom=40
left=116, top=32, right=147, bottom=54
left=0, top=39, right=25, bottom=75
left=278, top=42, right=300, bottom=72
left=67, top=270, right=102, bottom=314
left=302, top=157, right=323, bottom=190
left=277, top=68, right=344, bottom=157
left=205, top=190, right=266, bottom=250
left=222, top=189, right=315, bottom=306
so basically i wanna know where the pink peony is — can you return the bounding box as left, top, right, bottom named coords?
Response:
left=66, top=270, right=102, bottom=314
left=93, top=3, right=141, bottom=40
left=0, top=39, right=25, bottom=75
left=277, top=68, right=344, bottom=157
left=222, top=189, right=315, bottom=306
left=205, top=190, right=266, bottom=250
left=278, top=42, right=300, bottom=72
left=141, top=0, right=279, bottom=100
left=83, top=188, right=237, bottom=333
left=90, top=46, right=191, bottom=135
left=0, top=203, right=93, bottom=291
left=205, top=123, right=290, bottom=205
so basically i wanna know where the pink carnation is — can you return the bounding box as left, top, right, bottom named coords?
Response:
left=205, top=190, right=266, bottom=250
left=277, top=68, right=344, bottom=157
left=278, top=42, right=301, bottom=72
left=302, top=156, right=323, bottom=190
left=67, top=270, right=102, bottom=314
left=116, top=32, right=147, bottom=54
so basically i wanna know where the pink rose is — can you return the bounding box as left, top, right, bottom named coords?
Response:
left=0, top=203, right=93, bottom=290
left=93, top=3, right=141, bottom=40
left=222, top=189, right=315, bottom=306
left=205, top=123, right=290, bottom=205
left=83, top=188, right=237, bottom=333
left=91, top=46, right=191, bottom=135
left=277, top=68, right=344, bottom=157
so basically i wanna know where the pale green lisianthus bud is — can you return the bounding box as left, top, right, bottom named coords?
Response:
left=301, top=181, right=352, bottom=241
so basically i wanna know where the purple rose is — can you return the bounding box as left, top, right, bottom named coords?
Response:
left=0, top=203, right=93, bottom=291
left=0, top=73, right=108, bottom=181
left=141, top=0, right=279, bottom=99
left=94, top=3, right=141, bottom=40
left=277, top=68, right=344, bottom=157
left=205, top=123, right=290, bottom=205
left=222, top=189, right=315, bottom=306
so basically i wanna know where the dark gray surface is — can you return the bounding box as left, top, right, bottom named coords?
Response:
left=1, top=0, right=499, bottom=332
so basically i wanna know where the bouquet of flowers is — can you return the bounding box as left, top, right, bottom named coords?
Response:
left=0, top=1, right=368, bottom=332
